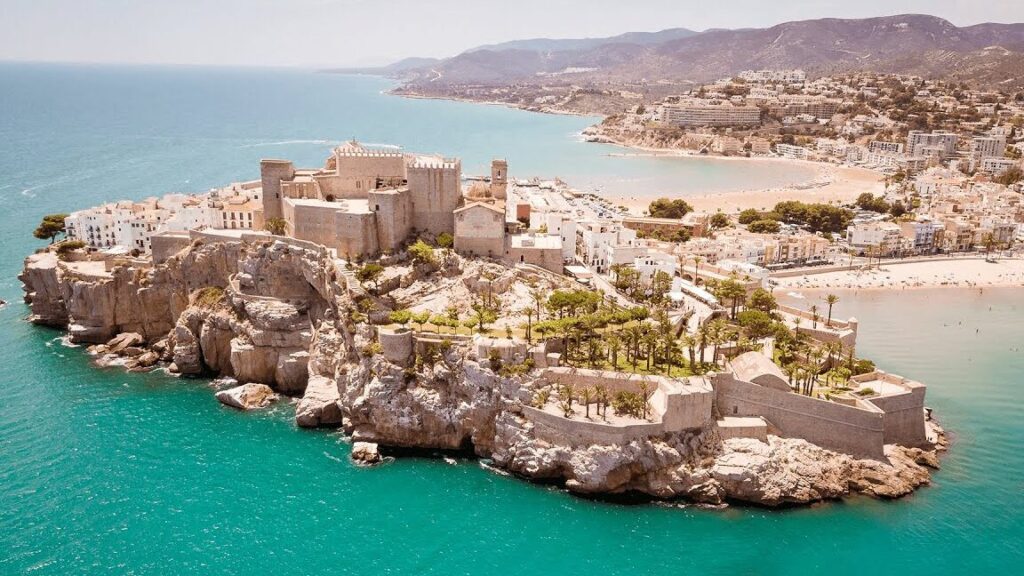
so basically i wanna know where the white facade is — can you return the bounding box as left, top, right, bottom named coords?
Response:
left=847, top=221, right=903, bottom=253
left=907, top=131, right=958, bottom=158
left=633, top=252, right=678, bottom=281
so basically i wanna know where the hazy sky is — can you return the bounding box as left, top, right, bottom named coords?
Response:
left=2, top=0, right=1023, bottom=68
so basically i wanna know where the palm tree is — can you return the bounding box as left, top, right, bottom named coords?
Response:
left=642, top=328, right=659, bottom=371
left=824, top=294, right=839, bottom=327
left=581, top=387, right=593, bottom=419
left=521, top=307, right=534, bottom=343
left=530, top=288, right=545, bottom=319
left=625, top=325, right=642, bottom=371
left=594, top=385, right=609, bottom=419
left=681, top=333, right=698, bottom=372
left=691, top=256, right=703, bottom=283
left=696, top=323, right=709, bottom=367
left=809, top=304, right=820, bottom=329
left=607, top=333, right=622, bottom=369
left=707, top=319, right=726, bottom=365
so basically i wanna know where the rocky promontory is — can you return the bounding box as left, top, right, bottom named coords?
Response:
left=20, top=238, right=945, bottom=507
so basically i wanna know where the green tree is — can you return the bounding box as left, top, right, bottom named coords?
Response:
left=714, top=278, right=747, bottom=320
left=355, top=263, right=384, bottom=290
left=747, top=219, right=781, bottom=234
left=737, top=208, right=761, bottom=224
left=410, top=310, right=431, bottom=332
left=408, top=239, right=438, bottom=266
left=736, top=310, right=775, bottom=339
left=710, top=212, right=730, bottom=229
left=521, top=307, right=534, bottom=343
left=436, top=232, right=454, bottom=249
left=34, top=213, right=68, bottom=243
left=647, top=198, right=694, bottom=219
left=389, top=309, right=412, bottom=329
left=264, top=217, right=287, bottom=235
left=747, top=288, right=777, bottom=315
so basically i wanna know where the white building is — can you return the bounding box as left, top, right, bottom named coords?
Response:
left=662, top=101, right=762, bottom=127
left=907, top=131, right=958, bottom=158
left=847, top=221, right=903, bottom=255
left=633, top=252, right=678, bottom=281
left=775, top=144, right=809, bottom=160
left=971, top=135, right=1006, bottom=160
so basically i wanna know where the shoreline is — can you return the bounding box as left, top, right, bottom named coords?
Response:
left=590, top=130, right=885, bottom=213
left=388, top=87, right=886, bottom=212
left=388, top=88, right=601, bottom=118
left=773, top=257, right=1024, bottom=292
left=21, top=240, right=946, bottom=509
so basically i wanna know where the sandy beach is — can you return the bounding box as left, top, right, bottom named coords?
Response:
left=601, top=158, right=883, bottom=214
left=773, top=257, right=1024, bottom=291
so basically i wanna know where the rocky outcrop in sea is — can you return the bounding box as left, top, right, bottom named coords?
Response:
left=19, top=239, right=944, bottom=507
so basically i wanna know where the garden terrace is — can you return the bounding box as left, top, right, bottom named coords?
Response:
left=522, top=367, right=714, bottom=448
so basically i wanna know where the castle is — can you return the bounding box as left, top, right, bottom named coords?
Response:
left=260, top=141, right=467, bottom=258
left=68, top=141, right=567, bottom=274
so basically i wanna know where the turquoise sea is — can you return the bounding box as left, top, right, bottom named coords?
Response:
left=0, top=63, right=1022, bottom=575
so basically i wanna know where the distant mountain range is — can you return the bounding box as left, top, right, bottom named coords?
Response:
left=350, top=15, right=1024, bottom=90
left=465, top=28, right=698, bottom=54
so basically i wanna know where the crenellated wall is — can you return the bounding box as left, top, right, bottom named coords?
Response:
left=407, top=160, right=461, bottom=235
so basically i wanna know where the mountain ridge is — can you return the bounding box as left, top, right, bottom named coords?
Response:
left=370, top=14, right=1024, bottom=90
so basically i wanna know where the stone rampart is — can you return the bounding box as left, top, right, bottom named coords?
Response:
left=521, top=405, right=665, bottom=447
left=379, top=329, right=414, bottom=366
left=850, top=372, right=928, bottom=447
left=541, top=368, right=713, bottom=432
left=713, top=373, right=886, bottom=459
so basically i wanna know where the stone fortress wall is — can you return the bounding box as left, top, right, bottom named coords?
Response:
left=259, top=159, right=295, bottom=221
left=260, top=142, right=462, bottom=258
left=325, top=148, right=407, bottom=199
left=713, top=372, right=887, bottom=459
left=407, top=158, right=462, bottom=235
left=849, top=371, right=928, bottom=446
left=509, top=355, right=926, bottom=459
left=367, top=188, right=412, bottom=250
left=521, top=368, right=714, bottom=448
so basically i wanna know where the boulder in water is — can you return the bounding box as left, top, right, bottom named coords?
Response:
left=215, top=383, right=278, bottom=411
left=351, top=442, right=382, bottom=465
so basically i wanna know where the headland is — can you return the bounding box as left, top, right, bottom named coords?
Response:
left=21, top=141, right=946, bottom=508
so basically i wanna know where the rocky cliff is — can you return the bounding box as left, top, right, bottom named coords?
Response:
left=20, top=239, right=944, bottom=507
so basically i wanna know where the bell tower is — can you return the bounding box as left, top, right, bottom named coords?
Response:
left=490, top=159, right=508, bottom=200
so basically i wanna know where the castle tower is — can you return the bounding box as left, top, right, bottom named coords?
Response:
left=260, top=159, right=296, bottom=222
left=490, top=159, right=508, bottom=200
left=407, top=157, right=461, bottom=235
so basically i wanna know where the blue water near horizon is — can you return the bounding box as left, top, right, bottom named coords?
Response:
left=1, top=63, right=1022, bottom=575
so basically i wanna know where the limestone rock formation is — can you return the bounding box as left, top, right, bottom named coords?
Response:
left=20, top=238, right=945, bottom=508
left=215, top=383, right=278, bottom=410
left=295, top=375, right=343, bottom=427
left=351, top=441, right=382, bottom=465
left=710, top=438, right=852, bottom=506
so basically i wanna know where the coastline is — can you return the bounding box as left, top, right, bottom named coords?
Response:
left=20, top=240, right=945, bottom=509
left=388, top=88, right=601, bottom=118
left=589, top=130, right=885, bottom=214
left=774, top=257, right=1024, bottom=292
left=605, top=162, right=882, bottom=214
left=389, top=88, right=885, bottom=213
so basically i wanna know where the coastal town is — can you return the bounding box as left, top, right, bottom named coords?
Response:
left=21, top=135, right=959, bottom=506
left=8, top=7, right=1024, bottom=574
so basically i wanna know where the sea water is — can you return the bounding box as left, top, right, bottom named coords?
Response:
left=0, top=63, right=1021, bottom=575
